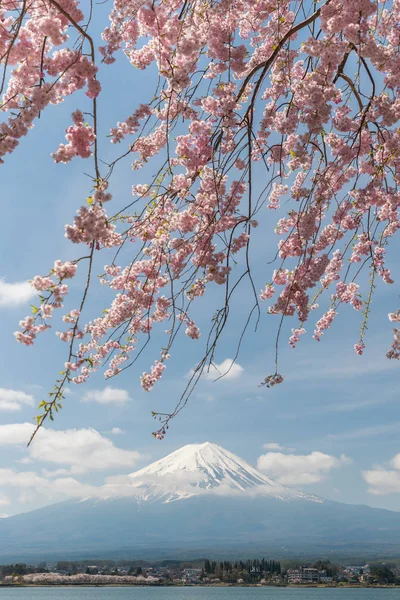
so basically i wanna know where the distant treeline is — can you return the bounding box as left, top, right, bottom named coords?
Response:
left=204, top=558, right=281, bottom=576
left=0, top=564, right=31, bottom=577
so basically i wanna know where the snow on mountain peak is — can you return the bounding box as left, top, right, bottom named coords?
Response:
left=122, top=442, right=319, bottom=503
left=129, top=441, right=275, bottom=490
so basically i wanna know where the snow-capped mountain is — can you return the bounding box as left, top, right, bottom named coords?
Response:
left=1, top=441, right=400, bottom=562
left=123, top=442, right=318, bottom=503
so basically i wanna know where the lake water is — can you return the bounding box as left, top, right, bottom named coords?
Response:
left=0, top=588, right=397, bottom=600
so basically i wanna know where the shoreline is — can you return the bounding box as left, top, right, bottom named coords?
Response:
left=0, top=583, right=398, bottom=589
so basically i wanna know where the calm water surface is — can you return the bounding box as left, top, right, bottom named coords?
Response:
left=0, top=588, right=398, bottom=600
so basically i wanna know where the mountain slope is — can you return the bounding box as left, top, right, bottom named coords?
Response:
left=0, top=442, right=400, bottom=561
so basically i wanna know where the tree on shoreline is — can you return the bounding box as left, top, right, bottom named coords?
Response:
left=1, top=0, right=399, bottom=438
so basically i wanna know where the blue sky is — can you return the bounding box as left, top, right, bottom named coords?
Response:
left=0, top=11, right=400, bottom=518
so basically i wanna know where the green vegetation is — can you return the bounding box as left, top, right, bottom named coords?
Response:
left=203, top=558, right=281, bottom=583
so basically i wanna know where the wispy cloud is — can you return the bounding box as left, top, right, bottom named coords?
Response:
left=315, top=393, right=397, bottom=414
left=289, top=348, right=398, bottom=383
left=329, top=422, right=400, bottom=441
left=0, top=279, right=35, bottom=307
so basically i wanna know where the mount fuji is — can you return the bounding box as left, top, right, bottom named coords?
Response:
left=116, top=442, right=319, bottom=503
left=1, top=442, right=400, bottom=561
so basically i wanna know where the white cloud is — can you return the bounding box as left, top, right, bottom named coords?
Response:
left=0, top=468, right=143, bottom=507
left=0, top=468, right=98, bottom=503
left=0, top=422, right=36, bottom=444
left=105, top=474, right=133, bottom=485
left=29, top=427, right=142, bottom=473
left=0, top=279, right=35, bottom=307
left=110, top=427, right=124, bottom=435
left=202, top=358, right=244, bottom=381
left=363, top=453, right=400, bottom=495
left=363, top=468, right=400, bottom=496
left=0, top=423, right=143, bottom=473
left=82, top=387, right=130, bottom=405
left=0, top=468, right=45, bottom=489
left=0, top=492, right=10, bottom=507
left=41, top=468, right=77, bottom=478
left=18, top=457, right=34, bottom=464
left=0, top=388, right=34, bottom=412
left=0, top=423, right=148, bottom=512
left=262, top=442, right=295, bottom=452
left=257, top=451, right=351, bottom=486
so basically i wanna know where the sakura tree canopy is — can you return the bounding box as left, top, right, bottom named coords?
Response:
left=1, top=0, right=399, bottom=438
